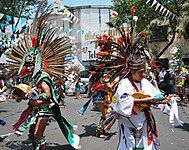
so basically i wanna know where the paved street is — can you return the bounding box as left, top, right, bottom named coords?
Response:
left=1, top=95, right=189, bottom=150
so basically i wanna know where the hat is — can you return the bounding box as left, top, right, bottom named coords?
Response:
left=128, top=56, right=146, bottom=70
left=13, top=84, right=31, bottom=93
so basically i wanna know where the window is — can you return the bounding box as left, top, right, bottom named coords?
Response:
left=150, top=25, right=168, bottom=41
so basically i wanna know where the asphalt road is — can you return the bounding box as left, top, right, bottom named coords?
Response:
left=1, top=95, right=189, bottom=150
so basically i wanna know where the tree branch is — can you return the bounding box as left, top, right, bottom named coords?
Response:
left=155, top=25, right=176, bottom=59
left=14, top=0, right=26, bottom=30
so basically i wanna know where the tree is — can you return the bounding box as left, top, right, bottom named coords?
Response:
left=0, top=0, right=48, bottom=19
left=0, top=0, right=49, bottom=57
left=110, top=0, right=189, bottom=60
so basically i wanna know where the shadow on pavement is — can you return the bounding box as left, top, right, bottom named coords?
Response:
left=175, top=122, right=189, bottom=132
left=90, top=105, right=100, bottom=112
left=104, top=132, right=117, bottom=141
left=3, top=141, right=75, bottom=150
left=46, top=143, right=75, bottom=150
left=4, top=141, right=31, bottom=149
left=79, top=123, right=97, bottom=138
left=79, top=123, right=117, bottom=141
left=0, top=109, right=8, bottom=113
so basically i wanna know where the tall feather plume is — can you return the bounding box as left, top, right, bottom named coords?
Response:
left=6, top=1, right=73, bottom=80
left=90, top=6, right=148, bottom=91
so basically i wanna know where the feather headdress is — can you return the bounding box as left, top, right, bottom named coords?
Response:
left=6, top=2, right=73, bottom=80
left=90, top=6, right=149, bottom=91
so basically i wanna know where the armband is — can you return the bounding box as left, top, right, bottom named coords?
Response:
left=153, top=94, right=164, bottom=101
left=39, top=93, right=48, bottom=100
left=28, top=91, right=39, bottom=100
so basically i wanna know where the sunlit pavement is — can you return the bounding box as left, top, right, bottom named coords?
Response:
left=1, top=95, right=189, bottom=150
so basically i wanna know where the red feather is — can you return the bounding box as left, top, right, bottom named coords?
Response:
left=18, top=66, right=27, bottom=77
left=149, top=59, right=159, bottom=71
left=131, top=5, right=136, bottom=16
left=97, top=34, right=111, bottom=43
left=93, top=81, right=104, bottom=91
left=117, top=36, right=127, bottom=45
left=97, top=64, right=105, bottom=70
left=42, top=58, right=48, bottom=70
left=96, top=51, right=110, bottom=57
left=90, top=71, right=97, bottom=75
left=31, top=37, right=37, bottom=48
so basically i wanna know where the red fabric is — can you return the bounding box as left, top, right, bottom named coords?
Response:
left=12, top=107, right=33, bottom=131
left=92, top=81, right=104, bottom=91
left=18, top=66, right=27, bottom=77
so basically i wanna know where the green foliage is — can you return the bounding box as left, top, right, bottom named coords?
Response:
left=152, top=45, right=161, bottom=57
left=110, top=0, right=189, bottom=58
left=111, top=0, right=188, bottom=32
left=0, top=0, right=48, bottom=18
left=111, top=0, right=161, bottom=32
left=174, top=44, right=184, bottom=67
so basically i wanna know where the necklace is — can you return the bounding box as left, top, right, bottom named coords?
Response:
left=128, top=78, right=142, bottom=92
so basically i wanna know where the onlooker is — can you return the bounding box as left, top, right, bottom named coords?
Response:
left=0, top=75, right=7, bottom=102
left=75, top=78, right=81, bottom=100
left=158, top=67, right=167, bottom=83
left=184, top=74, right=189, bottom=104
left=175, top=66, right=188, bottom=105
left=159, top=72, right=176, bottom=96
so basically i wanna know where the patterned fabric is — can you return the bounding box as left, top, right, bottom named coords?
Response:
left=6, top=2, right=80, bottom=149
left=92, top=92, right=104, bottom=103
left=40, top=74, right=81, bottom=149
left=111, top=78, right=161, bottom=150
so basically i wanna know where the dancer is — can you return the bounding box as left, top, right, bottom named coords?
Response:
left=5, top=2, right=80, bottom=150
left=111, top=56, right=166, bottom=149
left=0, top=74, right=7, bottom=102
left=89, top=4, right=183, bottom=149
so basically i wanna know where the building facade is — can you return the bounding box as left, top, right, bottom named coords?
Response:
left=53, top=5, right=189, bottom=69
left=68, top=5, right=112, bottom=67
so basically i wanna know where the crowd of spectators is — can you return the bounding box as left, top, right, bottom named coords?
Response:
left=0, top=65, right=189, bottom=107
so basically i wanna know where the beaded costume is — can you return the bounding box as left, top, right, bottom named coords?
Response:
left=6, top=2, right=80, bottom=150
left=86, top=3, right=183, bottom=149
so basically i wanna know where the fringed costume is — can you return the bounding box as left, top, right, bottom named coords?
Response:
left=6, top=2, right=80, bottom=150
left=86, top=3, right=183, bottom=150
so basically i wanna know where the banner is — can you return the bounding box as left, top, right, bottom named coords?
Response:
left=146, top=0, right=178, bottom=20
left=0, top=13, right=27, bottom=34
left=73, top=56, right=86, bottom=72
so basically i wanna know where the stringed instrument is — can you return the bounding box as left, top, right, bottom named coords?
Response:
left=132, top=92, right=169, bottom=113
